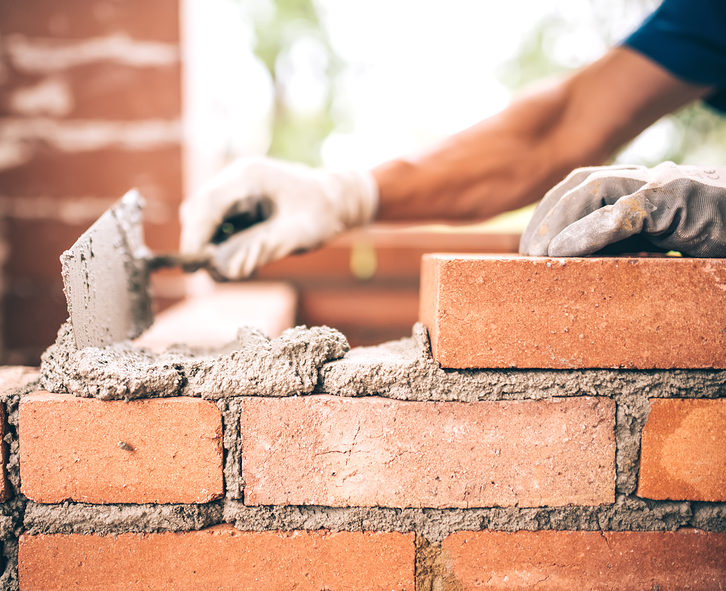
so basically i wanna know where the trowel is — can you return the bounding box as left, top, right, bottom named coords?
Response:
left=60, top=189, right=255, bottom=349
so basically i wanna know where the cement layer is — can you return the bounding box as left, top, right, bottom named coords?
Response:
left=217, top=398, right=244, bottom=499
left=24, top=502, right=223, bottom=536
left=1, top=539, right=18, bottom=591
left=40, top=322, right=726, bottom=401
left=318, top=324, right=726, bottom=401
left=40, top=321, right=349, bottom=400
left=19, top=498, right=726, bottom=544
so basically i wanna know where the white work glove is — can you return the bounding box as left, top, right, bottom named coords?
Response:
left=180, top=157, right=378, bottom=278
left=519, top=162, right=726, bottom=257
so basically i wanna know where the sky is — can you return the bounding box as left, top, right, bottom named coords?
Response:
left=183, top=0, right=660, bottom=194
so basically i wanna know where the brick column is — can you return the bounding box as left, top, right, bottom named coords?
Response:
left=0, top=0, right=183, bottom=363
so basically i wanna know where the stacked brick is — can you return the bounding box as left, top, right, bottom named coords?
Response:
left=0, top=0, right=183, bottom=363
left=0, top=255, right=724, bottom=589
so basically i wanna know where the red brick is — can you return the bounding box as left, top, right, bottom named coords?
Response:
left=7, top=211, right=180, bottom=279
left=442, top=530, right=726, bottom=590
left=420, top=254, right=726, bottom=369
left=0, top=0, right=180, bottom=41
left=638, top=398, right=726, bottom=501
left=6, top=217, right=104, bottom=280
left=4, top=211, right=179, bottom=363
left=19, top=526, right=415, bottom=591
left=0, top=63, right=181, bottom=120
left=0, top=143, right=182, bottom=204
left=19, top=393, right=223, bottom=504
left=3, top=278, right=67, bottom=358
left=241, top=395, right=615, bottom=508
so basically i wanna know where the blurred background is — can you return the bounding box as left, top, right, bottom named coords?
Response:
left=2, top=0, right=725, bottom=363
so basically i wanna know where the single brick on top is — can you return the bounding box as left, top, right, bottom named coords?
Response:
left=638, top=398, right=726, bottom=502
left=19, top=393, right=223, bottom=504
left=420, top=254, right=726, bottom=369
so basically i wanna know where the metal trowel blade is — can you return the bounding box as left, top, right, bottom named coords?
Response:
left=61, top=189, right=154, bottom=348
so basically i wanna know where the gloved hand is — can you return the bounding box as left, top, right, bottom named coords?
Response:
left=180, top=157, right=378, bottom=278
left=519, top=162, right=726, bottom=257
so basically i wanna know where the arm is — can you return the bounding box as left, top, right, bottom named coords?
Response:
left=373, top=46, right=711, bottom=222
left=180, top=47, right=712, bottom=278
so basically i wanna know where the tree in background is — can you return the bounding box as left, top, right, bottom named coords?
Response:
left=249, top=0, right=345, bottom=165
left=498, top=1, right=726, bottom=166
left=248, top=0, right=726, bottom=169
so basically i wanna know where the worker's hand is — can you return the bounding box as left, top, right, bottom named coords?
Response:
left=180, top=157, right=378, bottom=278
left=519, top=162, right=726, bottom=257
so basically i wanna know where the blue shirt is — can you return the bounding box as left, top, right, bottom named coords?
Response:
left=623, top=0, right=726, bottom=112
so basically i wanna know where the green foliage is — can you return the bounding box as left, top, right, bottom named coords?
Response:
left=497, top=3, right=726, bottom=167
left=249, top=0, right=343, bottom=165
left=248, top=0, right=726, bottom=168
left=497, top=14, right=571, bottom=91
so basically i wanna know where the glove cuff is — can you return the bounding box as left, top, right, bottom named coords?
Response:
left=329, top=169, right=379, bottom=229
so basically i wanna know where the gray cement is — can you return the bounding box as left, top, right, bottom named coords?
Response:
left=24, top=502, right=223, bottom=536
left=318, top=324, right=726, bottom=401
left=1, top=539, right=18, bottom=591
left=217, top=398, right=244, bottom=499
left=19, top=497, right=726, bottom=544
left=40, top=321, right=726, bottom=402
left=40, top=321, right=349, bottom=400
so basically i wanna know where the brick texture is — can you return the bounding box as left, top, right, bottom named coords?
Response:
left=638, top=398, right=726, bottom=501
left=0, top=0, right=182, bottom=364
left=442, top=530, right=726, bottom=589
left=0, top=0, right=180, bottom=41
left=19, top=526, right=415, bottom=591
left=3, top=278, right=68, bottom=360
left=1, top=63, right=181, bottom=120
left=420, top=254, right=726, bottom=369
left=240, top=395, right=615, bottom=508
left=0, top=144, right=182, bottom=203
left=19, top=393, right=223, bottom=504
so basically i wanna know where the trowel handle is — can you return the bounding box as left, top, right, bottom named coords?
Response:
left=148, top=253, right=211, bottom=273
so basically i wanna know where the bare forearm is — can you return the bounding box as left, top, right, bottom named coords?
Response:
left=372, top=47, right=710, bottom=222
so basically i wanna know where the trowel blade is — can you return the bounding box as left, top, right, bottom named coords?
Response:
left=61, top=189, right=154, bottom=348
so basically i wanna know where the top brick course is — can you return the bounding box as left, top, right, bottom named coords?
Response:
left=420, top=254, right=726, bottom=369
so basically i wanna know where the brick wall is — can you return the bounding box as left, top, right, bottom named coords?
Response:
left=0, top=0, right=183, bottom=364
left=0, top=254, right=724, bottom=589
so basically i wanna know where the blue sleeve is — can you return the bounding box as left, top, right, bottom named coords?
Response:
left=622, top=0, right=726, bottom=113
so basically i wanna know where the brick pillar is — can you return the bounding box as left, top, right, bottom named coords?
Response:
left=0, top=0, right=183, bottom=363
